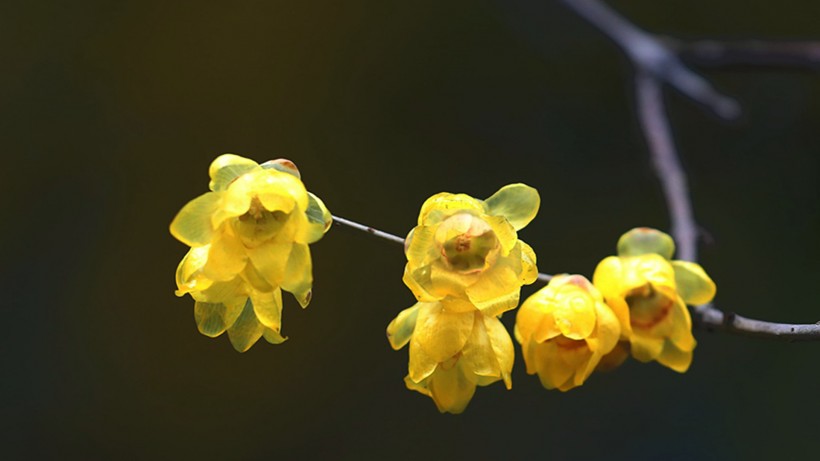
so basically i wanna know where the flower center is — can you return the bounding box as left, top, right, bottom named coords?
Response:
left=436, top=213, right=499, bottom=273
left=234, top=197, right=289, bottom=247
left=625, top=283, right=674, bottom=329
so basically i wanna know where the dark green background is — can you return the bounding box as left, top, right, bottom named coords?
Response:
left=4, top=1, right=819, bottom=459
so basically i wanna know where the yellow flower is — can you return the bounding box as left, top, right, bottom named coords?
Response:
left=386, top=300, right=514, bottom=414
left=515, top=274, right=620, bottom=391
left=592, top=228, right=716, bottom=372
left=402, top=184, right=540, bottom=317
left=171, top=154, right=331, bottom=352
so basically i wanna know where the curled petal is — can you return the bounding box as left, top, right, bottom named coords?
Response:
left=226, top=299, right=265, bottom=352
left=418, top=193, right=486, bottom=226
left=263, top=327, right=288, bottom=344
left=250, top=288, right=284, bottom=331
left=483, top=315, right=514, bottom=389
left=484, top=183, right=540, bottom=231
left=260, top=158, right=301, bottom=179
left=209, top=154, right=259, bottom=192
left=657, top=342, right=693, bottom=373
left=301, top=192, right=333, bottom=244
left=387, top=304, right=422, bottom=350
left=281, top=243, right=313, bottom=307
left=617, top=227, right=675, bottom=260
left=427, top=363, right=477, bottom=414
left=672, top=260, right=716, bottom=306
left=170, top=192, right=222, bottom=246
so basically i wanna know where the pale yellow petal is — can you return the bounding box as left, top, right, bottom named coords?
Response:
left=170, top=192, right=222, bottom=246
left=483, top=315, right=514, bottom=389
left=418, top=193, right=486, bottom=226
left=386, top=303, right=421, bottom=351
left=414, top=304, right=475, bottom=363
left=484, top=183, right=540, bottom=231
left=460, top=313, right=501, bottom=379
left=403, top=374, right=432, bottom=397
left=617, top=227, right=675, bottom=259
left=517, top=241, right=538, bottom=285
left=428, top=364, right=477, bottom=414
left=263, top=328, right=288, bottom=344
left=281, top=243, right=313, bottom=307
left=208, top=154, right=259, bottom=192
left=250, top=288, right=283, bottom=331
left=301, top=192, right=333, bottom=244
left=657, top=341, right=693, bottom=373
left=534, top=341, right=573, bottom=390
left=202, top=230, right=247, bottom=282
left=255, top=169, right=308, bottom=212
left=226, top=299, right=265, bottom=352
left=630, top=333, right=665, bottom=362
left=247, top=241, right=292, bottom=288
left=667, top=299, right=696, bottom=352
left=672, top=260, right=716, bottom=306
left=484, top=215, right=518, bottom=254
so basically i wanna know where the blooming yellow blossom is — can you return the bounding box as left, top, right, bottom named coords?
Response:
left=171, top=154, right=331, bottom=352
left=402, top=184, right=540, bottom=317
left=515, top=274, right=620, bottom=391
left=592, top=228, right=716, bottom=372
left=387, top=300, right=514, bottom=414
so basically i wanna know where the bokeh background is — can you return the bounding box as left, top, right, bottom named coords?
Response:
left=3, top=1, right=819, bottom=459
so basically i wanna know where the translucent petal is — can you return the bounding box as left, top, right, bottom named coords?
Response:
left=485, top=215, right=517, bottom=255
left=418, top=193, right=486, bottom=226
left=386, top=304, right=421, bottom=350
left=428, top=364, right=477, bottom=414
left=592, top=302, right=621, bottom=354
left=672, top=260, right=716, bottom=306
left=409, top=337, right=439, bottom=382
left=414, top=305, right=475, bottom=363
left=518, top=241, right=538, bottom=285
left=209, top=154, right=259, bottom=192
left=460, top=313, right=500, bottom=378
left=534, top=342, right=572, bottom=390
left=247, top=241, right=292, bottom=288
left=484, top=183, right=540, bottom=231
left=202, top=230, right=247, bottom=282
left=465, top=261, right=518, bottom=307
left=630, top=333, right=665, bottom=362
left=263, top=327, right=288, bottom=344
left=475, top=289, right=520, bottom=318
left=302, top=192, right=332, bottom=244
left=175, top=245, right=211, bottom=294
left=194, top=299, right=245, bottom=337
left=211, top=175, right=254, bottom=229
left=255, top=170, right=308, bottom=211
left=402, top=265, right=438, bottom=302
left=617, top=227, right=675, bottom=259
left=668, top=299, right=696, bottom=352
left=196, top=276, right=246, bottom=305
left=404, top=226, right=437, bottom=267
left=251, top=288, right=283, bottom=330
left=404, top=374, right=432, bottom=397
left=483, top=315, right=514, bottom=389
left=657, top=342, right=693, bottom=373
left=260, top=158, right=301, bottom=179
left=430, top=261, right=476, bottom=298
left=281, top=243, right=313, bottom=307
left=170, top=192, right=222, bottom=246
left=226, top=299, right=265, bottom=352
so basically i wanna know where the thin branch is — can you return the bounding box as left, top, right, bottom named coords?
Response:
left=332, top=214, right=555, bottom=283
left=633, top=72, right=820, bottom=340
left=331, top=215, right=406, bottom=246
left=671, top=39, right=820, bottom=71
left=560, top=0, right=740, bottom=119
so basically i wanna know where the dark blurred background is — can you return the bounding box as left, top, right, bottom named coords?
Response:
left=3, top=0, right=819, bottom=459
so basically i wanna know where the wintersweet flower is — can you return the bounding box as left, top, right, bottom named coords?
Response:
left=592, top=228, right=716, bottom=372
left=402, top=184, right=540, bottom=317
left=386, top=300, right=514, bottom=414
left=171, top=154, right=331, bottom=352
left=515, top=274, right=620, bottom=391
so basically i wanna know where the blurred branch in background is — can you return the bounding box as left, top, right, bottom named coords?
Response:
left=564, top=0, right=820, bottom=340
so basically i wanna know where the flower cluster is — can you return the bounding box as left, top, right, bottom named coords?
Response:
left=387, top=184, right=540, bottom=413
left=513, top=228, right=716, bottom=393
left=171, top=154, right=331, bottom=352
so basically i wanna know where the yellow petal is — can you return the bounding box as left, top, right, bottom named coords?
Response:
left=404, top=226, right=437, bottom=267
left=194, top=301, right=241, bottom=337
left=202, top=230, right=247, bottom=282
left=263, top=327, right=288, bottom=344
left=247, top=241, right=292, bottom=288
left=484, top=183, right=540, bottom=231
left=414, top=304, right=475, bottom=363
left=281, top=243, right=313, bottom=307
left=402, top=265, right=439, bottom=302
left=534, top=341, right=573, bottom=390
left=403, top=373, right=432, bottom=397
left=418, top=193, right=486, bottom=226
left=429, top=261, right=476, bottom=298
left=208, top=154, right=259, bottom=192
left=465, top=261, right=518, bottom=308
left=409, top=337, right=439, bottom=382
left=428, top=363, right=477, bottom=414
left=195, top=276, right=246, bottom=305
left=657, top=342, right=693, bottom=373
left=250, top=288, right=283, bottom=331
left=592, top=302, right=621, bottom=354
left=595, top=341, right=630, bottom=372
left=226, top=299, right=265, bottom=352
left=475, top=289, right=520, bottom=318
left=630, top=333, right=665, bottom=362
left=518, top=241, right=538, bottom=285
left=301, top=192, right=333, bottom=244
left=175, top=245, right=211, bottom=294
left=256, top=170, right=308, bottom=212
left=386, top=303, right=421, bottom=351
left=667, top=299, right=696, bottom=352
left=483, top=315, right=514, bottom=389
left=260, top=158, right=301, bottom=179
left=211, top=175, right=255, bottom=229
left=484, top=215, right=517, bottom=255
left=170, top=192, right=222, bottom=246
left=672, top=260, right=716, bottom=306
left=617, top=227, right=675, bottom=259
left=592, top=256, right=624, bottom=298
left=460, top=313, right=501, bottom=379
